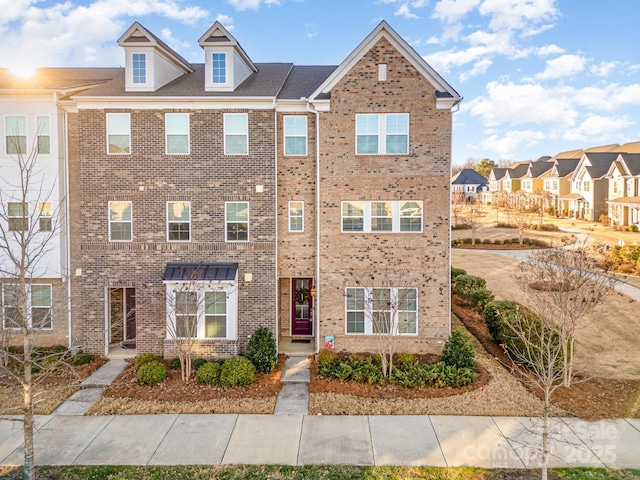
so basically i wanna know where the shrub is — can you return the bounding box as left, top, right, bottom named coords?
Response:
left=73, top=353, right=93, bottom=366
left=169, top=357, right=182, bottom=370
left=599, top=215, right=610, bottom=226
left=450, top=267, right=467, bottom=280
left=482, top=238, right=492, bottom=244
left=393, top=362, right=427, bottom=388
left=493, top=239, right=503, bottom=245
left=453, top=275, right=487, bottom=300
left=51, top=345, right=68, bottom=354
left=396, top=352, right=415, bottom=366
left=196, top=362, right=221, bottom=385
left=317, top=348, right=337, bottom=366
left=193, top=358, right=208, bottom=371
left=468, top=288, right=495, bottom=312
left=39, top=356, right=60, bottom=371
left=511, top=238, right=520, bottom=244
left=219, top=356, right=255, bottom=387
left=136, top=360, right=167, bottom=385
left=442, top=327, right=475, bottom=370
left=245, top=326, right=277, bottom=373
left=630, top=224, right=639, bottom=233
left=135, top=353, right=158, bottom=371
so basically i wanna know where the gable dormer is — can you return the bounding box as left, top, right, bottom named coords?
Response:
left=118, top=22, right=193, bottom=92
left=198, top=22, right=257, bottom=92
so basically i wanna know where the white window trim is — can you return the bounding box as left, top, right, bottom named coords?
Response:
left=212, top=52, right=227, bottom=85
left=344, top=287, right=418, bottom=336
left=132, top=52, right=147, bottom=85
left=38, top=201, right=52, bottom=232
left=283, top=116, right=308, bottom=156
left=341, top=200, right=423, bottom=233
left=355, top=113, right=409, bottom=155
left=223, top=113, right=248, bottom=156
left=108, top=201, right=132, bottom=242
left=36, top=115, right=51, bottom=156
left=106, top=113, right=131, bottom=155
left=225, top=201, right=250, bottom=242
left=2, top=283, right=53, bottom=330
left=165, top=113, right=190, bottom=155
left=7, top=202, right=28, bottom=232
left=165, top=280, right=238, bottom=340
left=166, top=201, right=191, bottom=243
left=288, top=201, right=304, bottom=232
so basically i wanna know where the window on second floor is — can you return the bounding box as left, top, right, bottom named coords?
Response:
left=165, top=113, right=189, bottom=154
left=288, top=201, right=304, bottom=232
left=583, top=181, right=591, bottom=192
left=167, top=201, right=191, bottom=242
left=109, top=201, right=132, bottom=242
left=613, top=181, right=618, bottom=194
left=341, top=201, right=422, bottom=233
left=106, top=113, right=130, bottom=154
left=8, top=202, right=28, bottom=231
left=132, top=53, right=146, bottom=84
left=356, top=113, right=408, bottom=155
left=36, top=116, right=50, bottom=155
left=224, top=113, right=248, bottom=155
left=225, top=202, right=249, bottom=242
left=5, top=115, right=27, bottom=155
left=38, top=202, right=52, bottom=232
left=284, top=116, right=307, bottom=156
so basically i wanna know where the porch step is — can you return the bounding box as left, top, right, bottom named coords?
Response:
left=274, top=356, right=311, bottom=415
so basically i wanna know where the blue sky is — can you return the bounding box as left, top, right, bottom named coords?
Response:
left=2, top=0, right=640, bottom=165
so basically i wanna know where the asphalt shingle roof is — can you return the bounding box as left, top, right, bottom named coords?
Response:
left=583, top=152, right=620, bottom=179
left=552, top=159, right=580, bottom=178
left=619, top=153, right=640, bottom=176
left=277, top=66, right=337, bottom=100
left=451, top=168, right=489, bottom=185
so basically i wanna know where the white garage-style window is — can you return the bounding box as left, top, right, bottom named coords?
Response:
left=345, top=287, right=417, bottom=335
left=164, top=263, right=238, bottom=341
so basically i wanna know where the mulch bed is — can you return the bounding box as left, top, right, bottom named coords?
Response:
left=452, top=294, right=640, bottom=420
left=102, top=355, right=285, bottom=402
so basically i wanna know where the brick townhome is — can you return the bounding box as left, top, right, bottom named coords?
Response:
left=1, top=21, right=460, bottom=357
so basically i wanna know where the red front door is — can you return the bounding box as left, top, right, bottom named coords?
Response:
left=291, top=278, right=313, bottom=336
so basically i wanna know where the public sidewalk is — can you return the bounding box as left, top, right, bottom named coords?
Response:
left=1, top=414, right=639, bottom=468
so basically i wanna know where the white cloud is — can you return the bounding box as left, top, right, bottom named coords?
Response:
left=536, top=44, right=563, bottom=56
left=432, top=0, right=480, bottom=24
left=0, top=0, right=208, bottom=70
left=476, top=129, right=546, bottom=159
left=395, top=4, right=420, bottom=19
left=459, top=57, right=492, bottom=82
left=160, top=27, right=190, bottom=52
left=590, top=61, right=617, bottom=77
left=535, top=54, right=586, bottom=80
left=564, top=115, right=633, bottom=142
left=226, top=0, right=280, bottom=10
left=479, top=0, right=559, bottom=32
left=305, top=23, right=318, bottom=40
left=215, top=14, right=235, bottom=31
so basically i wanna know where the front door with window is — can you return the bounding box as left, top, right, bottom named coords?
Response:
left=291, top=278, right=313, bottom=336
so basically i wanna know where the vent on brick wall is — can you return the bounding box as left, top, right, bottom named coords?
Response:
left=378, top=64, right=387, bottom=81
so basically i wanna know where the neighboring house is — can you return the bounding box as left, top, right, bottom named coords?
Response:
left=0, top=21, right=459, bottom=357
left=568, top=152, right=619, bottom=221
left=606, top=153, right=640, bottom=226
left=488, top=168, right=507, bottom=193
left=520, top=158, right=553, bottom=195
left=451, top=168, right=489, bottom=203
left=501, top=162, right=529, bottom=195
left=0, top=68, right=117, bottom=346
left=544, top=158, right=580, bottom=216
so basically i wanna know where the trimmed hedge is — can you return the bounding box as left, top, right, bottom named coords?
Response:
left=196, top=362, right=222, bottom=385
left=442, top=327, right=475, bottom=370
left=453, top=275, right=487, bottom=300
left=246, top=326, right=277, bottom=373
left=450, top=267, right=467, bottom=280
left=136, top=360, right=167, bottom=385
left=219, top=356, right=256, bottom=387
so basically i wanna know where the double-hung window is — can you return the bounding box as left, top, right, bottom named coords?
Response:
left=288, top=201, right=304, bottom=232
left=165, top=113, right=189, bottom=154
left=341, top=201, right=423, bottom=233
left=36, top=116, right=50, bottom=154
left=38, top=202, right=52, bottom=232
left=283, top=116, right=307, bottom=156
left=132, top=53, right=146, bottom=84
left=106, top=113, right=130, bottom=154
left=109, top=201, right=132, bottom=241
left=224, top=113, right=248, bottom=155
left=345, top=287, right=417, bottom=335
left=3, top=284, right=52, bottom=330
left=356, top=113, right=408, bottom=155
left=8, top=202, right=28, bottom=231
left=167, top=282, right=237, bottom=340
left=5, top=115, right=27, bottom=154
left=583, top=181, right=591, bottom=192
left=225, top=202, right=249, bottom=242
left=212, top=53, right=226, bottom=84
left=167, top=202, right=190, bottom=242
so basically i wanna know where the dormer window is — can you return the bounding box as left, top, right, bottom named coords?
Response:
left=132, top=53, right=147, bottom=84
left=213, top=53, right=226, bottom=84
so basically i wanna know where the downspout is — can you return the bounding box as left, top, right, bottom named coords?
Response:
left=306, top=100, right=321, bottom=354
left=61, top=101, right=73, bottom=348
left=273, top=97, right=279, bottom=352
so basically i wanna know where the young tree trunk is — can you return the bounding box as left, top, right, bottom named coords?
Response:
left=541, top=389, right=550, bottom=480
left=23, top=337, right=35, bottom=480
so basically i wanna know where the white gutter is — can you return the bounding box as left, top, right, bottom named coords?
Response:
left=59, top=97, right=73, bottom=348
left=273, top=97, right=279, bottom=353
left=306, top=100, right=321, bottom=354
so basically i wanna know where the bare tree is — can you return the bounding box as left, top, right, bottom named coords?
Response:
left=451, top=191, right=467, bottom=228
left=515, top=246, right=615, bottom=386
left=0, top=130, right=68, bottom=480
left=163, top=271, right=236, bottom=381
left=462, top=202, right=487, bottom=245
left=506, top=193, right=533, bottom=245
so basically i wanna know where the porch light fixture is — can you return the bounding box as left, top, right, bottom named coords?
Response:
left=310, top=286, right=316, bottom=297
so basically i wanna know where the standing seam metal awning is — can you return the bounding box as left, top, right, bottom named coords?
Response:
left=162, top=262, right=238, bottom=282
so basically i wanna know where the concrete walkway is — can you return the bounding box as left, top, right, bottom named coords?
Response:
left=1, top=414, right=638, bottom=468
left=274, top=356, right=310, bottom=415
